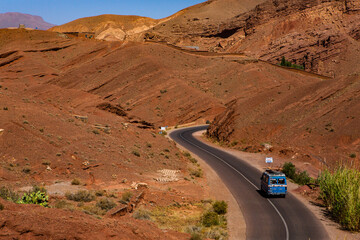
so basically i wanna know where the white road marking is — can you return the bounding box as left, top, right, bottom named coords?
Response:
left=177, top=130, right=290, bottom=240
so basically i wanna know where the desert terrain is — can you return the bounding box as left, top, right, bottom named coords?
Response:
left=1, top=0, right=359, bottom=239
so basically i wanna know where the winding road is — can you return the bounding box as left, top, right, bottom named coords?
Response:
left=170, top=125, right=329, bottom=240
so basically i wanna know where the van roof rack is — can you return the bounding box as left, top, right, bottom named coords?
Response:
left=265, top=169, right=285, bottom=176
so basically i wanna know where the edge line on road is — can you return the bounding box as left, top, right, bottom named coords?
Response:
left=177, top=130, right=290, bottom=240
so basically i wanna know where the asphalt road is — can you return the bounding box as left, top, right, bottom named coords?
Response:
left=169, top=125, right=329, bottom=240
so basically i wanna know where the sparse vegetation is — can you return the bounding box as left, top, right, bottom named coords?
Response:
left=0, top=186, right=19, bottom=202
left=183, top=151, right=198, bottom=164
left=71, top=178, right=81, bottom=185
left=319, top=167, right=360, bottom=231
left=137, top=200, right=228, bottom=239
left=132, top=150, right=140, bottom=157
left=120, top=191, right=133, bottom=203
left=202, top=211, right=219, bottom=227
left=230, top=140, right=238, bottom=147
left=96, top=198, right=116, bottom=211
left=65, top=190, right=95, bottom=202
left=349, top=153, right=356, bottom=158
left=22, top=167, right=31, bottom=174
left=212, top=200, right=228, bottom=215
left=42, top=160, right=51, bottom=166
left=0, top=203, right=4, bottom=210
left=160, top=89, right=167, bottom=94
left=54, top=200, right=74, bottom=210
left=190, top=168, right=203, bottom=178
left=95, top=190, right=106, bottom=196
left=133, top=208, right=152, bottom=220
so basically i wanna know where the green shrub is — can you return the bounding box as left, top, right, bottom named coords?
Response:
left=202, top=211, right=219, bottom=227
left=213, top=201, right=228, bottom=215
left=190, top=168, right=203, bottom=178
left=32, top=185, right=47, bottom=194
left=96, top=198, right=116, bottom=211
left=0, top=203, right=4, bottom=210
left=18, top=191, right=49, bottom=207
left=282, top=162, right=311, bottom=185
left=282, top=162, right=296, bottom=179
left=132, top=150, right=140, bottom=157
left=65, top=190, right=95, bottom=202
left=183, top=152, right=191, bottom=158
left=22, top=167, right=31, bottom=174
left=280, top=56, right=304, bottom=70
left=294, top=170, right=311, bottom=185
left=71, top=178, right=81, bottom=185
left=133, top=208, right=152, bottom=220
left=319, top=167, right=360, bottom=231
left=350, top=153, right=356, bottom=158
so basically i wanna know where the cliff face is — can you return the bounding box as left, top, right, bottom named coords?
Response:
left=222, top=0, right=360, bottom=78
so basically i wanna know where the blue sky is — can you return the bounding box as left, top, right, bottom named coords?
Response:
left=1, top=0, right=206, bottom=25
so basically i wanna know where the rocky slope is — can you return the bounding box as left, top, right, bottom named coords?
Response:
left=207, top=73, right=360, bottom=169
left=141, top=0, right=360, bottom=78
left=0, top=12, right=55, bottom=30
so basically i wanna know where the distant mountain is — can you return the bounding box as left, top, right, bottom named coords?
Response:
left=0, top=12, right=56, bottom=30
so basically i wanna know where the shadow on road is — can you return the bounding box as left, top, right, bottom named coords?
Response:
left=256, top=190, right=286, bottom=199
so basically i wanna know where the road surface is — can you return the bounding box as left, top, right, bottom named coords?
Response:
left=169, top=125, right=329, bottom=240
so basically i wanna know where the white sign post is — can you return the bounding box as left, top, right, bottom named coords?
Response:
left=266, top=157, right=273, bottom=169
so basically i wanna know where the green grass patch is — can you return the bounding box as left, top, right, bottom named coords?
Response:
left=280, top=56, right=304, bottom=70
left=319, top=167, right=360, bottom=231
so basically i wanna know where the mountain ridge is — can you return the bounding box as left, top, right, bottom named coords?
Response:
left=0, top=12, right=56, bottom=30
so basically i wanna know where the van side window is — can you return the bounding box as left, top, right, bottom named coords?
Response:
left=270, top=179, right=277, bottom=184
left=278, top=178, right=285, bottom=184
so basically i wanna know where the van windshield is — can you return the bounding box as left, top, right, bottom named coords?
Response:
left=270, top=179, right=277, bottom=184
left=278, top=178, right=285, bottom=184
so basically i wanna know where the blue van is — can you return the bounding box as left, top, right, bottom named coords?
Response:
left=260, top=170, right=287, bottom=197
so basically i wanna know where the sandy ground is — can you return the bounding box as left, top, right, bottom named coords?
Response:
left=189, top=130, right=360, bottom=240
